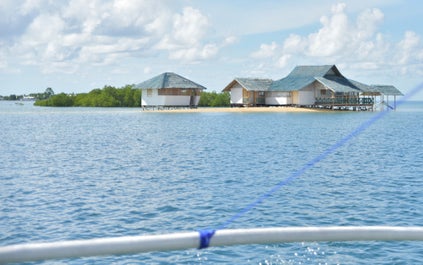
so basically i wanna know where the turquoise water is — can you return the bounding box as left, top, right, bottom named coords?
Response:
left=0, top=101, right=422, bottom=264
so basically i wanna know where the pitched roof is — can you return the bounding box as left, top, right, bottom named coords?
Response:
left=222, top=78, right=273, bottom=92
left=314, top=77, right=356, bottom=93
left=289, top=65, right=342, bottom=77
left=347, top=79, right=374, bottom=93
left=371, top=85, right=403, bottom=96
left=221, top=65, right=403, bottom=96
left=269, top=65, right=362, bottom=93
left=135, top=72, right=206, bottom=90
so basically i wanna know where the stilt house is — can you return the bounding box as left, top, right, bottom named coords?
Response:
left=270, top=65, right=373, bottom=108
left=222, top=78, right=273, bottom=107
left=136, top=72, right=206, bottom=109
left=222, top=65, right=400, bottom=110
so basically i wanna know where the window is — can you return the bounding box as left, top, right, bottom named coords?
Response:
left=321, top=89, right=327, bottom=96
left=147, top=89, right=153, bottom=97
left=157, top=88, right=194, bottom=96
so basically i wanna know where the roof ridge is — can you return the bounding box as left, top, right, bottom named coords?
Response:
left=162, top=72, right=169, bottom=88
left=135, top=72, right=206, bottom=90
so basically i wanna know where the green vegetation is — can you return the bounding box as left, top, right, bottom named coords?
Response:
left=1, top=94, right=20, bottom=100
left=198, top=91, right=230, bottom=107
left=35, top=85, right=141, bottom=107
left=30, top=86, right=230, bottom=107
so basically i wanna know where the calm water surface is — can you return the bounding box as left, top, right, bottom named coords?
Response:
left=0, top=101, right=422, bottom=264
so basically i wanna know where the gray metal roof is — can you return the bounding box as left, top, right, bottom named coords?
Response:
left=371, top=85, right=403, bottom=96
left=347, top=79, right=374, bottom=93
left=289, top=65, right=342, bottom=77
left=269, top=75, right=315, bottom=92
left=315, top=77, right=361, bottom=93
left=222, top=78, right=273, bottom=92
left=135, top=72, right=206, bottom=90
left=222, top=65, right=403, bottom=96
left=269, top=65, right=362, bottom=93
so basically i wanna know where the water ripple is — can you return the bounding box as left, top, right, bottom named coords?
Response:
left=0, top=103, right=422, bottom=264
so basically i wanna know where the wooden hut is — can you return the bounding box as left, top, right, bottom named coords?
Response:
left=222, top=78, right=272, bottom=107
left=136, top=72, right=206, bottom=109
left=222, top=65, right=386, bottom=110
left=269, top=65, right=374, bottom=109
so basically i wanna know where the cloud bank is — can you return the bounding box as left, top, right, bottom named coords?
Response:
left=1, top=1, right=422, bottom=95
left=251, top=3, right=423, bottom=77
left=0, top=0, right=223, bottom=74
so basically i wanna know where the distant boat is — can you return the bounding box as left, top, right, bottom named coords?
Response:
left=22, top=96, right=35, bottom=101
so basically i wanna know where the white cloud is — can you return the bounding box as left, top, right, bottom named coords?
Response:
left=396, top=31, right=423, bottom=75
left=155, top=6, right=219, bottom=61
left=307, top=3, right=351, bottom=57
left=250, top=3, right=423, bottom=78
left=2, top=1, right=223, bottom=74
left=283, top=34, right=306, bottom=54
left=20, top=0, right=45, bottom=15
left=2, top=1, right=422, bottom=96
left=173, top=7, right=208, bottom=45
left=24, top=14, right=65, bottom=44
left=277, top=54, right=291, bottom=68
left=356, top=6, right=384, bottom=39
left=224, top=36, right=238, bottom=45
left=251, top=42, right=278, bottom=59
left=397, top=31, right=423, bottom=64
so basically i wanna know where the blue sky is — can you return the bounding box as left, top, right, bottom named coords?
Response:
left=1, top=0, right=423, bottom=99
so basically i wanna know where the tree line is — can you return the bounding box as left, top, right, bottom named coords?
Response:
left=35, top=85, right=141, bottom=107
left=34, top=85, right=230, bottom=107
left=1, top=87, right=55, bottom=101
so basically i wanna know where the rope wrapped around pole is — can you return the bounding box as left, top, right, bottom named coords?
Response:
left=1, top=226, right=423, bottom=264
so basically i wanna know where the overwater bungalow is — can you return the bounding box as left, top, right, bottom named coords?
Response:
left=222, top=78, right=273, bottom=107
left=223, top=65, right=402, bottom=110
left=136, top=72, right=206, bottom=109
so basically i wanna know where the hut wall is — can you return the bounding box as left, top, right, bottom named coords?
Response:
left=230, top=84, right=243, bottom=105
left=141, top=88, right=160, bottom=106
left=294, top=84, right=315, bottom=105
left=162, top=95, right=194, bottom=106
left=265, top=91, right=291, bottom=105
left=142, top=89, right=199, bottom=107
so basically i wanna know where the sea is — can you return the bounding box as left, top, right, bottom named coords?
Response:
left=0, top=100, right=422, bottom=264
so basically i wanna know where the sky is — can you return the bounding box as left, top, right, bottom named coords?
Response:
left=1, top=0, right=423, bottom=99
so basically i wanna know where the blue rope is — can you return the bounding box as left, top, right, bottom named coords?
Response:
left=198, top=229, right=215, bottom=249
left=197, top=83, right=423, bottom=249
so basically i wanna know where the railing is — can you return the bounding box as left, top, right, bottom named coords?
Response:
left=242, top=97, right=265, bottom=105
left=1, top=226, right=422, bottom=264
left=315, top=97, right=374, bottom=105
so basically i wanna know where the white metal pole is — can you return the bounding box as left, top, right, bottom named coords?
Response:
left=0, top=232, right=199, bottom=264
left=1, top=226, right=423, bottom=264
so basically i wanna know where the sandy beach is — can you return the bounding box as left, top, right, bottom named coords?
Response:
left=141, top=106, right=327, bottom=113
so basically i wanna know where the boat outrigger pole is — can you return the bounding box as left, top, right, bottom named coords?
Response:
left=1, top=226, right=423, bottom=264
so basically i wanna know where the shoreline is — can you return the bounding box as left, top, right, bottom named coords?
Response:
left=141, top=106, right=329, bottom=113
